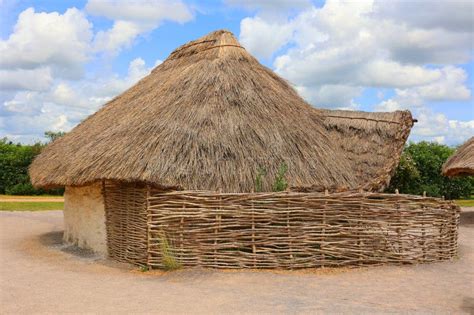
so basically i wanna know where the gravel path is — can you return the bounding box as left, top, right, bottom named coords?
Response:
left=1, top=209, right=473, bottom=314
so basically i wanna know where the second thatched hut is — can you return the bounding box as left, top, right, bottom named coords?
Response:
left=442, top=137, right=474, bottom=177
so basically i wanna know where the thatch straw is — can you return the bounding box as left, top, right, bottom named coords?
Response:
left=318, top=109, right=414, bottom=191
left=30, top=31, right=355, bottom=192
left=30, top=30, right=358, bottom=192
left=442, top=137, right=474, bottom=177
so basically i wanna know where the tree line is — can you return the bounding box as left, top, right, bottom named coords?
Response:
left=386, top=141, right=473, bottom=199
left=0, top=132, right=65, bottom=195
left=0, top=134, right=472, bottom=199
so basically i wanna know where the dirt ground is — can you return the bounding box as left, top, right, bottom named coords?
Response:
left=1, top=209, right=473, bottom=314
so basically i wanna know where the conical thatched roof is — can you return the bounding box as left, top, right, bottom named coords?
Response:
left=318, top=109, right=414, bottom=191
left=30, top=30, right=359, bottom=192
left=442, top=137, right=474, bottom=177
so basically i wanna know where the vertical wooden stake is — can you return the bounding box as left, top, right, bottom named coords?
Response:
left=287, top=199, right=293, bottom=267
left=421, top=202, right=426, bottom=262
left=396, top=193, right=402, bottom=262
left=146, top=185, right=152, bottom=270
left=322, top=189, right=329, bottom=268
left=358, top=203, right=363, bottom=266
left=180, top=204, right=184, bottom=262
left=251, top=190, right=256, bottom=268
left=214, top=189, right=221, bottom=267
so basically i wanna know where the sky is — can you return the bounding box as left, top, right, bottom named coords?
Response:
left=0, top=0, right=473, bottom=146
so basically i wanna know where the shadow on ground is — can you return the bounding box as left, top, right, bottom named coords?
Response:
left=39, top=231, right=99, bottom=259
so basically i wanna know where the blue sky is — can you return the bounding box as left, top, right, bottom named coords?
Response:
left=0, top=0, right=472, bottom=145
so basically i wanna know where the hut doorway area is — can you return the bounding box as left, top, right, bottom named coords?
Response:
left=103, top=181, right=148, bottom=265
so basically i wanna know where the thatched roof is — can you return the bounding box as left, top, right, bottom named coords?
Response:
left=30, top=30, right=360, bottom=192
left=318, top=109, right=414, bottom=191
left=442, top=137, right=474, bottom=177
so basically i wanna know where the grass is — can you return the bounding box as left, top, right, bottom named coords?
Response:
left=0, top=201, right=64, bottom=211
left=0, top=194, right=63, bottom=200
left=455, top=199, right=474, bottom=207
left=158, top=231, right=181, bottom=270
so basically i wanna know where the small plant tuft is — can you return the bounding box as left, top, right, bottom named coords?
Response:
left=158, top=231, right=181, bottom=271
left=272, top=163, right=288, bottom=192
left=254, top=167, right=266, bottom=192
left=139, top=265, right=149, bottom=272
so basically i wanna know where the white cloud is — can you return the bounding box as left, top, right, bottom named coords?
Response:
left=238, top=0, right=472, bottom=144
left=296, top=84, right=362, bottom=109
left=0, top=67, right=53, bottom=91
left=240, top=17, right=293, bottom=58
left=375, top=93, right=474, bottom=146
left=86, top=0, right=193, bottom=53
left=240, top=0, right=473, bottom=81
left=359, top=61, right=441, bottom=88
left=377, top=23, right=473, bottom=65
left=225, top=0, right=311, bottom=12
left=1, top=58, right=157, bottom=143
left=373, top=0, right=473, bottom=32
left=410, top=67, right=471, bottom=101
left=412, top=110, right=474, bottom=146
left=86, top=0, right=192, bottom=23
left=0, top=2, right=182, bottom=143
left=0, top=7, right=93, bottom=79
left=93, top=20, right=142, bottom=53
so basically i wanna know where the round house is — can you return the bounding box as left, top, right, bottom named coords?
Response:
left=30, top=30, right=424, bottom=267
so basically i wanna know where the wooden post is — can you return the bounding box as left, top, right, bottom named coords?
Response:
left=251, top=190, right=256, bottom=268
left=421, top=190, right=427, bottom=262
left=214, top=189, right=221, bottom=267
left=322, top=189, right=329, bottom=267
left=421, top=201, right=426, bottom=262
left=146, top=185, right=152, bottom=270
left=180, top=205, right=184, bottom=262
left=287, top=199, right=293, bottom=266
left=396, top=189, right=402, bottom=262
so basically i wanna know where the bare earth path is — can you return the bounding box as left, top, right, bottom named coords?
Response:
left=1, top=210, right=473, bottom=314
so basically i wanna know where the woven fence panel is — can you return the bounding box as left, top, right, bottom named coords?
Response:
left=103, top=181, right=148, bottom=265
left=147, top=190, right=459, bottom=269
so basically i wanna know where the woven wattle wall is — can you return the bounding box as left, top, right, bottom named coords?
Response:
left=102, top=183, right=459, bottom=269
left=147, top=190, right=459, bottom=269
left=103, top=181, right=148, bottom=265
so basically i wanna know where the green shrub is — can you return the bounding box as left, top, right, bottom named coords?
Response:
left=272, top=163, right=288, bottom=192
left=0, top=135, right=64, bottom=196
left=158, top=232, right=181, bottom=270
left=6, top=183, right=40, bottom=195
left=254, top=167, right=266, bottom=192
left=387, top=141, right=474, bottom=199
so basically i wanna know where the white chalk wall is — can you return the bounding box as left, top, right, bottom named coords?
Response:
left=63, top=182, right=107, bottom=256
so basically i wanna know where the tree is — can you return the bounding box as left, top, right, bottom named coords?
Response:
left=387, top=142, right=474, bottom=199
left=44, top=131, right=66, bottom=142
left=386, top=151, right=420, bottom=194
left=0, top=137, right=63, bottom=195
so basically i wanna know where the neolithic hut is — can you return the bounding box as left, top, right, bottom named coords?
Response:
left=442, top=137, right=474, bottom=177
left=30, top=30, right=415, bottom=259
